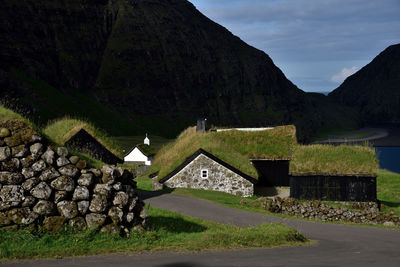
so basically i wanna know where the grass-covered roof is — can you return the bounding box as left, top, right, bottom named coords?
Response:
left=290, top=145, right=378, bottom=177
left=151, top=126, right=297, bottom=179
left=43, top=117, right=123, bottom=158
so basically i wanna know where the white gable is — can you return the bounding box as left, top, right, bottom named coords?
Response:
left=124, top=147, right=151, bottom=165
left=144, top=134, right=150, bottom=145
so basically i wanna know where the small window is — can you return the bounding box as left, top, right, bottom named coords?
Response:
left=201, top=169, right=208, bottom=179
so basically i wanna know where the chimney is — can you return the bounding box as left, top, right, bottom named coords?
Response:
left=196, top=119, right=206, bottom=132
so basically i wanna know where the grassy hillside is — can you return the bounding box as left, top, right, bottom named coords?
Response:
left=290, top=145, right=378, bottom=176
left=151, top=126, right=297, bottom=179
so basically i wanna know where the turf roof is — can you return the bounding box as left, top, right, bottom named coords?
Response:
left=290, top=144, right=378, bottom=177
left=151, top=125, right=297, bottom=180
left=44, top=117, right=123, bottom=158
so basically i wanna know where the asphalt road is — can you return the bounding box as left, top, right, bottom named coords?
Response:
left=3, top=192, right=400, bottom=267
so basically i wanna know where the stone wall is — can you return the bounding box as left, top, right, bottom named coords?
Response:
left=163, top=153, right=254, bottom=197
left=0, top=120, right=146, bottom=234
left=248, top=197, right=400, bottom=226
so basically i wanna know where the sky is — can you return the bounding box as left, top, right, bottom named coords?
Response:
left=189, top=0, right=400, bottom=93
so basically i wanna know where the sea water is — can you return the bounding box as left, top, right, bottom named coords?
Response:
left=375, top=147, right=400, bottom=174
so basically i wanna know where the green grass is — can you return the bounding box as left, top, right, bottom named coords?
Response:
left=312, top=127, right=359, bottom=142
left=290, top=145, right=378, bottom=176
left=377, top=169, right=400, bottom=215
left=151, top=126, right=297, bottom=180
left=0, top=206, right=308, bottom=260
left=113, top=135, right=171, bottom=155
left=44, top=117, right=123, bottom=158
left=136, top=169, right=399, bottom=226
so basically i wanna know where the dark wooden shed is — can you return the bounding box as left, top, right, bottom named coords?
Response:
left=289, top=175, right=377, bottom=202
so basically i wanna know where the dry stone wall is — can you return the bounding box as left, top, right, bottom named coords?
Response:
left=0, top=120, right=147, bottom=234
left=250, top=197, right=400, bottom=226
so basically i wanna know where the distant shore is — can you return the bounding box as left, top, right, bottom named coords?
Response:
left=314, top=127, right=400, bottom=147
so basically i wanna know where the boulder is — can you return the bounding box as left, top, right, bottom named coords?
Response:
left=69, top=156, right=80, bottom=165
left=0, top=128, right=11, bottom=138
left=31, top=160, right=47, bottom=172
left=54, top=191, right=68, bottom=203
left=22, top=168, right=36, bottom=179
left=50, top=176, right=75, bottom=192
left=69, top=217, right=87, bottom=230
left=85, top=213, right=106, bottom=229
left=113, top=192, right=129, bottom=208
left=57, top=147, right=68, bottom=157
left=1, top=158, right=20, bottom=172
left=93, top=184, right=112, bottom=198
left=33, top=200, right=55, bottom=216
left=12, top=145, right=28, bottom=158
left=76, top=160, right=87, bottom=170
left=30, top=143, right=44, bottom=158
left=78, top=173, right=93, bottom=187
left=77, top=201, right=90, bottom=215
left=0, top=212, right=11, bottom=226
left=57, top=200, right=78, bottom=219
left=30, top=182, right=52, bottom=200
left=0, top=185, right=24, bottom=204
left=7, top=207, right=38, bottom=225
left=39, top=167, right=60, bottom=181
left=0, top=172, right=24, bottom=184
left=42, top=216, right=66, bottom=234
left=0, top=146, right=11, bottom=161
left=100, top=223, right=121, bottom=234
left=108, top=206, right=124, bottom=224
left=56, top=156, right=70, bottom=167
left=72, top=186, right=89, bottom=201
left=20, top=156, right=36, bottom=168
left=22, top=177, right=39, bottom=191
left=21, top=196, right=36, bottom=207
left=89, top=194, right=108, bottom=213
left=113, top=182, right=123, bottom=191
left=41, top=148, right=55, bottom=165
left=59, top=165, right=79, bottom=177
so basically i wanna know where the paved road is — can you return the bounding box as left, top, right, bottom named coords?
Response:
left=3, top=192, right=400, bottom=267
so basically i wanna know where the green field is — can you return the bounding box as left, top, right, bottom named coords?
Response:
left=136, top=169, right=400, bottom=222
left=0, top=206, right=308, bottom=260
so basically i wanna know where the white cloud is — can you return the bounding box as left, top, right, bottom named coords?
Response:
left=331, top=66, right=359, bottom=83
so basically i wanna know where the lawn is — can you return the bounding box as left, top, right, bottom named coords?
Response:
left=136, top=169, right=400, bottom=223
left=377, top=169, right=400, bottom=215
left=0, top=206, right=308, bottom=260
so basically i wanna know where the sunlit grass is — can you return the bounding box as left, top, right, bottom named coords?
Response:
left=0, top=206, right=308, bottom=260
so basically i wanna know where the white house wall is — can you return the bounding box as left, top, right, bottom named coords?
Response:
left=163, top=154, right=254, bottom=197
left=124, top=148, right=149, bottom=164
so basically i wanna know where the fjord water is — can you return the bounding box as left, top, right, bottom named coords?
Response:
left=375, top=147, right=400, bottom=173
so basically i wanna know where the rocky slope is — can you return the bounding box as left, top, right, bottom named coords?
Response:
left=0, top=0, right=357, bottom=141
left=329, top=44, right=400, bottom=125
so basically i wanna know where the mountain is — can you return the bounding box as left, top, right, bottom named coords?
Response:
left=0, top=0, right=356, bottom=141
left=329, top=44, right=400, bottom=125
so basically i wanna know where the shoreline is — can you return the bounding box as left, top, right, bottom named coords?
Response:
left=313, top=127, right=400, bottom=147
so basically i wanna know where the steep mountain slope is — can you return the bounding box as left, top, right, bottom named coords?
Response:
left=0, top=0, right=356, bottom=141
left=329, top=44, right=400, bottom=125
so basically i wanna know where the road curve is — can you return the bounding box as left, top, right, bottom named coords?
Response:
left=3, top=192, right=400, bottom=267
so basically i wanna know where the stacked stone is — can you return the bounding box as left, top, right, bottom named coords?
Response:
left=0, top=120, right=147, bottom=234
left=262, top=197, right=399, bottom=226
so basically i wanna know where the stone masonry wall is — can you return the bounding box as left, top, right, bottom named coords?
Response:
left=0, top=120, right=147, bottom=234
left=163, top=154, right=254, bottom=197
left=246, top=197, right=400, bottom=226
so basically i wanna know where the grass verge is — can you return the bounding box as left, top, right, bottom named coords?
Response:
left=0, top=206, right=308, bottom=261
left=135, top=169, right=400, bottom=227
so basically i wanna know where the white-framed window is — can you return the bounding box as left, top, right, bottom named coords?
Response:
left=201, top=169, right=208, bottom=179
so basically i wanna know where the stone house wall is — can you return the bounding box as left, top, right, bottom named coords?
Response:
left=163, top=154, right=254, bottom=197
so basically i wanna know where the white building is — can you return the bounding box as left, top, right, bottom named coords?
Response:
left=124, top=135, right=154, bottom=166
